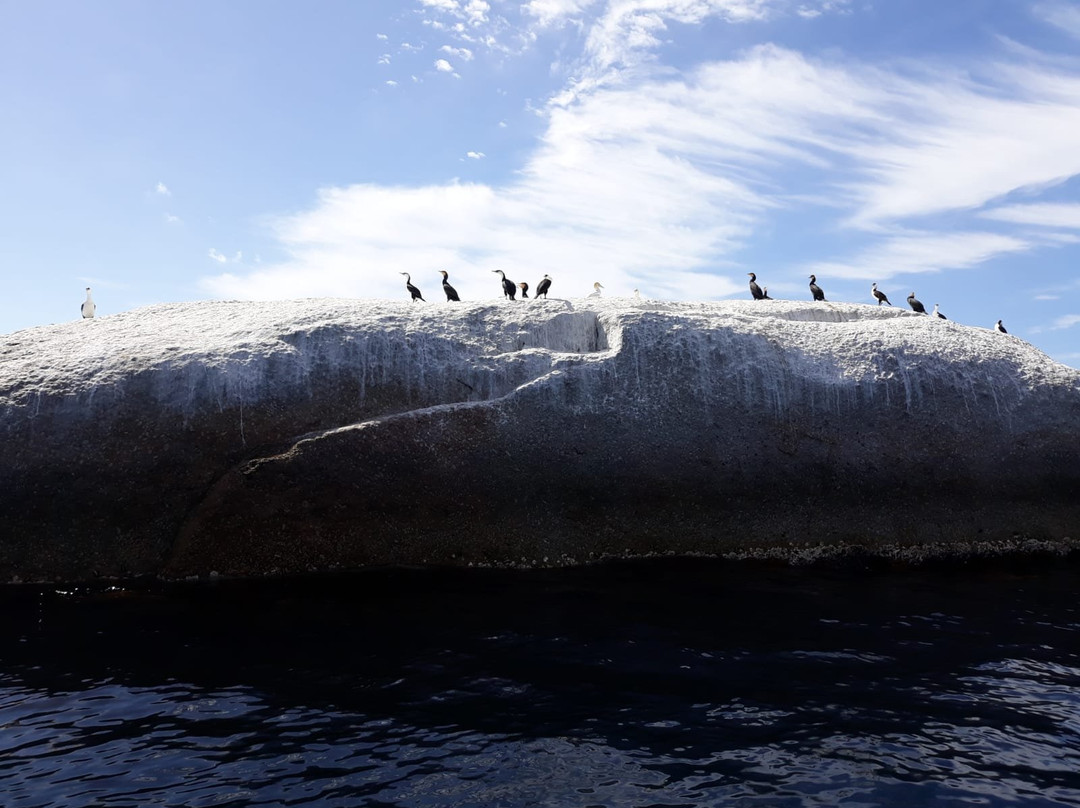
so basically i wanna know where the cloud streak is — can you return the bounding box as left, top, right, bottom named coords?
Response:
left=202, top=5, right=1080, bottom=303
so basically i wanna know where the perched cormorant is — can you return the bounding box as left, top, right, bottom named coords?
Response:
left=907, top=292, right=926, bottom=314
left=587, top=282, right=604, bottom=298
left=536, top=274, right=552, bottom=299
left=518, top=281, right=529, bottom=299
left=81, top=287, right=96, bottom=318
left=808, top=274, right=825, bottom=301
left=438, top=270, right=460, bottom=302
left=762, top=286, right=772, bottom=300
left=932, top=303, right=947, bottom=320
left=400, top=272, right=424, bottom=302
left=747, top=272, right=765, bottom=300
left=871, top=283, right=891, bottom=306
left=493, top=270, right=517, bottom=300
left=633, top=288, right=641, bottom=300
left=995, top=319, right=1008, bottom=334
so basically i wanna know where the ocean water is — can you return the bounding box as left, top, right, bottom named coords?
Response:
left=2, top=556, right=1080, bottom=807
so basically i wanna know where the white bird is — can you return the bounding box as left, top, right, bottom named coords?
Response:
left=587, top=282, right=604, bottom=298
left=995, top=319, right=1008, bottom=334
left=932, top=303, right=947, bottom=320
left=81, top=287, right=96, bottom=318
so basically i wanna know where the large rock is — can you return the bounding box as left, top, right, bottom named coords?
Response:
left=1, top=298, right=1078, bottom=582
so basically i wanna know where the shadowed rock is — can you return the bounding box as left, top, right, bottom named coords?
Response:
left=2, top=298, right=1078, bottom=583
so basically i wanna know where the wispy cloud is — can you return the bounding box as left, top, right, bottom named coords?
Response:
left=466, top=151, right=485, bottom=159
left=440, top=44, right=474, bottom=60
left=155, top=181, right=171, bottom=197
left=203, top=8, right=1080, bottom=303
left=1050, top=313, right=1080, bottom=330
left=980, top=202, right=1080, bottom=228
left=208, top=248, right=228, bottom=263
left=434, top=58, right=454, bottom=72
left=164, top=213, right=182, bottom=225
left=1034, top=1, right=1080, bottom=39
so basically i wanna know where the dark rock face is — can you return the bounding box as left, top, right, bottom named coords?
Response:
left=2, top=298, right=1078, bottom=583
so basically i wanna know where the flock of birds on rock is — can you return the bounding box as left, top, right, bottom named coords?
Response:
left=747, top=273, right=1009, bottom=334
left=400, top=270, right=560, bottom=303
left=74, top=271, right=1009, bottom=335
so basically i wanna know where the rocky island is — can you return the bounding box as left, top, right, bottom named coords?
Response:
left=1, top=297, right=1078, bottom=583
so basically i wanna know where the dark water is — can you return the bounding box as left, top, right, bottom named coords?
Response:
left=3, top=556, right=1080, bottom=807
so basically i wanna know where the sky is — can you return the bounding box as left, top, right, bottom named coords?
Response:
left=2, top=0, right=1079, bottom=367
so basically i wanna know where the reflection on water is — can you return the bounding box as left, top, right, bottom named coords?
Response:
left=2, top=556, right=1080, bottom=806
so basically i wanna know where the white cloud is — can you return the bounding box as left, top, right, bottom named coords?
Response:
left=164, top=213, right=181, bottom=225
left=386, top=80, right=399, bottom=87
left=1034, top=1, right=1080, bottom=39
left=980, top=202, right=1080, bottom=229
left=434, top=58, right=454, bottom=71
left=378, top=53, right=391, bottom=65
left=208, top=248, right=228, bottom=264
left=419, top=0, right=460, bottom=9
left=440, top=44, right=475, bottom=60
left=376, top=33, right=389, bottom=40
left=1050, top=313, right=1080, bottom=330
left=401, top=42, right=424, bottom=52
left=155, top=181, right=171, bottom=196
left=803, top=230, right=1032, bottom=281
left=466, top=151, right=485, bottom=159
left=202, top=25, right=1080, bottom=305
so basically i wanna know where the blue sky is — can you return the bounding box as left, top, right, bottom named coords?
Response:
left=2, top=0, right=1079, bottom=366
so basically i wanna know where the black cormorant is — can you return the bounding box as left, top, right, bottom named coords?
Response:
left=493, top=270, right=517, bottom=300
left=400, top=273, right=424, bottom=302
left=747, top=272, right=765, bottom=300
left=907, top=292, right=926, bottom=314
left=871, top=283, right=891, bottom=306
left=81, top=287, right=96, bottom=318
left=932, top=303, right=947, bottom=320
left=536, top=274, right=552, bottom=299
left=588, top=282, right=604, bottom=298
left=995, top=319, right=1008, bottom=334
left=809, top=275, right=825, bottom=301
left=762, top=286, right=773, bottom=300
left=438, top=270, right=460, bottom=302
left=518, top=281, right=529, bottom=298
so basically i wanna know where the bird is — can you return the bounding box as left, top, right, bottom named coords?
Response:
left=907, top=292, right=926, bottom=314
left=400, top=272, right=424, bottom=302
left=535, top=274, right=552, bottom=299
left=932, top=303, right=947, bottom=320
left=808, top=275, right=825, bottom=301
left=438, top=270, right=460, bottom=302
left=762, top=287, right=773, bottom=300
left=747, top=272, right=765, bottom=300
left=518, top=281, right=529, bottom=299
left=871, top=283, right=891, bottom=306
left=633, top=288, right=641, bottom=300
left=587, top=282, right=604, bottom=298
left=80, top=287, right=96, bottom=318
left=493, top=270, right=517, bottom=300
left=995, top=319, right=1008, bottom=334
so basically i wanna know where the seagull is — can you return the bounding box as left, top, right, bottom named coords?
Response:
left=81, top=287, right=96, bottom=318
left=587, top=282, right=604, bottom=298
left=907, top=292, right=926, bottom=314
left=871, top=283, right=891, bottom=306
left=932, top=303, right=947, bottom=320
left=995, top=319, right=1008, bottom=334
